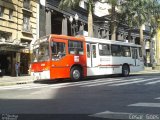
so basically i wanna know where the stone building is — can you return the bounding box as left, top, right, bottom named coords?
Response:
left=0, top=0, right=38, bottom=76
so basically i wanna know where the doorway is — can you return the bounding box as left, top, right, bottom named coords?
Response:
left=0, top=51, right=12, bottom=76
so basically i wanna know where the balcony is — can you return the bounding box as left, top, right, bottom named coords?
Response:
left=22, top=24, right=32, bottom=34
left=22, top=2, right=32, bottom=13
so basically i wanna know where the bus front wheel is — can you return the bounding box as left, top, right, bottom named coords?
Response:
left=122, top=64, right=130, bottom=77
left=70, top=66, right=82, bottom=81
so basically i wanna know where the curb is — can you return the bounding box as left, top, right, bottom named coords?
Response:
left=131, top=70, right=160, bottom=75
left=0, top=80, right=35, bottom=86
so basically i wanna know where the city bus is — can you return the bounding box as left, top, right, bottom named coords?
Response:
left=30, top=34, right=144, bottom=81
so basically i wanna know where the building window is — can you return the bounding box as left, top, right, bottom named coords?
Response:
left=0, top=6, right=4, bottom=17
left=9, top=9, right=13, bottom=20
left=23, top=0, right=31, bottom=10
left=0, top=31, right=12, bottom=42
left=23, top=15, right=31, bottom=33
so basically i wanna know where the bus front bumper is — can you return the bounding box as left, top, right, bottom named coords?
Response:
left=31, top=70, right=50, bottom=80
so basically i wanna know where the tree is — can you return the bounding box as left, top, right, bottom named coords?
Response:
left=119, top=0, right=160, bottom=67
left=119, top=0, right=137, bottom=42
left=59, top=0, right=95, bottom=37
left=106, top=0, right=121, bottom=40
left=119, top=0, right=160, bottom=55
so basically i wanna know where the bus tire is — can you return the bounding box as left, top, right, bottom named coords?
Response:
left=70, top=66, right=82, bottom=81
left=122, top=64, right=130, bottom=77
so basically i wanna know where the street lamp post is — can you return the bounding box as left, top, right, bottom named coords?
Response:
left=69, top=16, right=73, bottom=36
left=74, top=13, right=79, bottom=35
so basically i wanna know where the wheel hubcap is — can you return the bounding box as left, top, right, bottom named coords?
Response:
left=73, top=70, right=80, bottom=79
left=123, top=66, right=129, bottom=76
left=124, top=69, right=128, bottom=75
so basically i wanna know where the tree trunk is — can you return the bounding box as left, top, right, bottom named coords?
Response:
left=156, top=28, right=160, bottom=69
left=111, top=5, right=116, bottom=40
left=88, top=4, right=93, bottom=37
left=140, top=24, right=146, bottom=64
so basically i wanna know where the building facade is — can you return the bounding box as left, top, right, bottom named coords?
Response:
left=0, top=0, right=38, bottom=76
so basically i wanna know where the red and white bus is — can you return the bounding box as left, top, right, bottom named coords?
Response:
left=30, top=34, right=144, bottom=81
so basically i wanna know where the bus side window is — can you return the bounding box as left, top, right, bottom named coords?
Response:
left=111, top=45, right=121, bottom=56
left=68, top=40, right=84, bottom=55
left=51, top=42, right=66, bottom=60
left=121, top=46, right=131, bottom=57
left=99, top=44, right=111, bottom=56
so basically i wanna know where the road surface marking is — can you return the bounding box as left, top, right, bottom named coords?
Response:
left=128, top=102, right=160, bottom=107
left=109, top=78, right=160, bottom=86
left=81, top=78, right=142, bottom=87
left=145, top=79, right=160, bottom=85
left=155, top=97, right=160, bottom=99
left=89, top=111, right=156, bottom=120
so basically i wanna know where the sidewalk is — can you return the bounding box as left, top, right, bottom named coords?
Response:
left=0, top=68, right=159, bottom=86
left=133, top=67, right=160, bottom=74
left=0, top=75, right=34, bottom=86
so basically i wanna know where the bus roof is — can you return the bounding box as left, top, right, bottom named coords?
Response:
left=50, top=34, right=85, bottom=41
left=36, top=34, right=141, bottom=47
left=84, top=37, right=141, bottom=47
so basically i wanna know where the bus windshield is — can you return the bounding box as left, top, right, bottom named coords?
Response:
left=32, top=40, right=50, bottom=62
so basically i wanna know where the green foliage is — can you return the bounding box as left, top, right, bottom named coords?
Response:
left=59, top=0, right=81, bottom=9
left=119, top=0, right=160, bottom=28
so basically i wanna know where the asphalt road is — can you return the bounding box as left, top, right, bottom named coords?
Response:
left=0, top=73, right=160, bottom=120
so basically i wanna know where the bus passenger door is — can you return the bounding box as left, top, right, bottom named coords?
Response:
left=86, top=43, right=91, bottom=67
left=86, top=43, right=98, bottom=67
left=132, top=48, right=139, bottom=66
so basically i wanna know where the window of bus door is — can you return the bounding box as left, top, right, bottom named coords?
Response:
left=139, top=47, right=142, bottom=58
left=92, top=45, right=96, bottom=58
left=132, top=48, right=138, bottom=59
left=51, top=42, right=66, bottom=61
left=132, top=47, right=139, bottom=66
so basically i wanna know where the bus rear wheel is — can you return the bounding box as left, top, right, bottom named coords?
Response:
left=70, top=66, right=82, bottom=81
left=122, top=64, right=130, bottom=77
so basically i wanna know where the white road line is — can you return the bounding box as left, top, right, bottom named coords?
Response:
left=1, top=77, right=160, bottom=90
left=128, top=102, right=160, bottom=107
left=81, top=78, right=143, bottom=87
left=109, top=78, right=160, bottom=86
left=145, top=79, right=160, bottom=85
left=46, top=78, right=123, bottom=88
left=155, top=97, right=160, bottom=99
left=21, top=78, right=122, bottom=89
